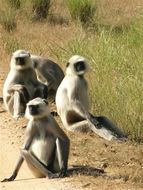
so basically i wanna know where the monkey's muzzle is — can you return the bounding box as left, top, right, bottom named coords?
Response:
left=28, top=105, right=39, bottom=115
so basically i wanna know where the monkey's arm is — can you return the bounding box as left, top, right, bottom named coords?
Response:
left=1, top=126, right=34, bottom=182
left=1, top=156, right=24, bottom=182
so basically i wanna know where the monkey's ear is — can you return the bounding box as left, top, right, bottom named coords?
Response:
left=43, top=99, right=48, bottom=105
left=66, top=62, right=69, bottom=67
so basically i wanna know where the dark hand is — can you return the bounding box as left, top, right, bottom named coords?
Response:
left=51, top=111, right=58, bottom=117
left=58, top=168, right=67, bottom=178
left=48, top=169, right=67, bottom=179
left=1, top=174, right=16, bottom=182
left=90, top=116, right=102, bottom=129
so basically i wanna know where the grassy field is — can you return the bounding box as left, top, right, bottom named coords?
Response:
left=0, top=0, right=143, bottom=141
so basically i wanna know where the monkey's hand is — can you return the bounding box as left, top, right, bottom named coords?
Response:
left=48, top=169, right=67, bottom=179
left=91, top=120, right=102, bottom=129
left=89, top=115, right=102, bottom=129
left=50, top=111, right=58, bottom=117
left=1, top=173, right=16, bottom=182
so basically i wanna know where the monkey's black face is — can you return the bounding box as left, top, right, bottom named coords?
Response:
left=16, top=57, right=26, bottom=66
left=28, top=105, right=39, bottom=115
left=74, top=61, right=85, bottom=73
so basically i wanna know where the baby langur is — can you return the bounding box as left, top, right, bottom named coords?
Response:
left=3, top=50, right=48, bottom=118
left=31, top=55, right=64, bottom=98
left=56, top=55, right=126, bottom=141
left=2, top=98, right=70, bottom=182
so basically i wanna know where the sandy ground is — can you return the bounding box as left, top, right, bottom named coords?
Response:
left=1, top=61, right=143, bottom=190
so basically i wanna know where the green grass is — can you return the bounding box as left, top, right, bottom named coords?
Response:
left=6, top=0, right=21, bottom=9
left=30, top=0, right=51, bottom=20
left=66, top=0, right=96, bottom=25
left=0, top=8, right=17, bottom=32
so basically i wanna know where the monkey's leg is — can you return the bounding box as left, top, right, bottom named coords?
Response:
left=21, top=149, right=54, bottom=178
left=66, top=111, right=91, bottom=133
left=1, top=156, right=24, bottom=182
left=55, top=138, right=70, bottom=178
left=8, top=85, right=29, bottom=118
left=69, top=120, right=117, bottom=140
left=68, top=120, right=91, bottom=133
left=13, top=91, right=21, bottom=118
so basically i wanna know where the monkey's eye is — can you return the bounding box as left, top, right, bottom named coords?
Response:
left=29, top=104, right=39, bottom=110
left=66, top=62, right=69, bottom=67
left=43, top=99, right=48, bottom=105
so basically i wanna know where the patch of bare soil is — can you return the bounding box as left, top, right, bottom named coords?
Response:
left=1, top=59, right=143, bottom=190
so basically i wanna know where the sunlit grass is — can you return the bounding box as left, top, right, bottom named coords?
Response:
left=66, top=0, right=96, bottom=25
left=0, top=7, right=17, bottom=32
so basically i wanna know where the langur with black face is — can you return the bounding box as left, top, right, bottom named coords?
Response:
left=56, top=55, right=126, bottom=141
left=31, top=55, right=64, bottom=98
left=3, top=50, right=48, bottom=118
left=1, top=98, right=70, bottom=181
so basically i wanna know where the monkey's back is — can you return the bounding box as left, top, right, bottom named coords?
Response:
left=31, top=55, right=64, bottom=88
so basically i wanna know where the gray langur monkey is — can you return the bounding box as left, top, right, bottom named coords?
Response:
left=3, top=50, right=48, bottom=118
left=56, top=55, right=126, bottom=141
left=31, top=55, right=64, bottom=97
left=1, top=98, right=70, bottom=182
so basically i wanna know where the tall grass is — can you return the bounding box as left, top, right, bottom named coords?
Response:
left=31, top=0, right=51, bottom=20
left=0, top=8, right=17, bottom=32
left=6, top=0, right=21, bottom=9
left=66, top=0, right=96, bottom=25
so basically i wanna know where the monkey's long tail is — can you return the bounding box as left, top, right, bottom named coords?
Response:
left=88, top=115, right=127, bottom=141
left=67, top=165, right=104, bottom=177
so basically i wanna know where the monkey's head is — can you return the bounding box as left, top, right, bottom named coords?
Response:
left=10, top=50, right=32, bottom=70
left=25, top=98, right=50, bottom=120
left=66, top=55, right=89, bottom=76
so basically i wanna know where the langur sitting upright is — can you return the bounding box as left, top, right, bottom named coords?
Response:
left=56, top=55, right=126, bottom=141
left=1, top=98, right=70, bottom=181
left=3, top=50, right=48, bottom=118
